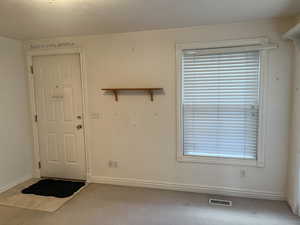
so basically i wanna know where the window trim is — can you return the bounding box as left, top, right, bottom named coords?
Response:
left=176, top=38, right=270, bottom=167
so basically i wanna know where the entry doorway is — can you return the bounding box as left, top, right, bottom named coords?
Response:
left=32, top=52, right=87, bottom=180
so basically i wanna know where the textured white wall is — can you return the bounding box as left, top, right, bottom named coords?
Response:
left=0, top=36, right=33, bottom=192
left=26, top=19, right=293, bottom=199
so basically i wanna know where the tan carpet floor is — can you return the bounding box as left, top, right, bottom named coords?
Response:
left=0, top=183, right=299, bottom=225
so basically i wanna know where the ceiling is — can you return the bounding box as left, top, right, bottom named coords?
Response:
left=0, top=0, right=300, bottom=40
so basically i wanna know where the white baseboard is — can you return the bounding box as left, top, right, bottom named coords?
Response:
left=89, top=176, right=285, bottom=201
left=0, top=174, right=32, bottom=194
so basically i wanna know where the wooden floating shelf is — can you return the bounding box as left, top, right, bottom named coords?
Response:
left=101, top=88, right=163, bottom=102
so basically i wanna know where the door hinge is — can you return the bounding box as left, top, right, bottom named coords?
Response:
left=38, top=161, right=41, bottom=169
left=30, top=65, right=34, bottom=74
left=34, top=114, right=38, bottom=122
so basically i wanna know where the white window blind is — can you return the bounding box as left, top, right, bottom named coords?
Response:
left=182, top=50, right=260, bottom=159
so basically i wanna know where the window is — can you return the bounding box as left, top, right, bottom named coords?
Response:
left=177, top=39, right=272, bottom=166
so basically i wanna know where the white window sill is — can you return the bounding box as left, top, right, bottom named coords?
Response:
left=177, top=154, right=264, bottom=167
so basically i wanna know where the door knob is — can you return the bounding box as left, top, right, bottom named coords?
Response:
left=76, top=125, right=83, bottom=130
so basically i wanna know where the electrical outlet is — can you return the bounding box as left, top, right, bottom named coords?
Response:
left=108, top=160, right=118, bottom=168
left=113, top=161, right=118, bottom=168
left=240, top=169, right=246, bottom=178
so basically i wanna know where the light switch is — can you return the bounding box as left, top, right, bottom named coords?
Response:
left=90, top=113, right=100, bottom=119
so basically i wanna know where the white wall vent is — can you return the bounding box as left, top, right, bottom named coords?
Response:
left=209, top=198, right=232, bottom=207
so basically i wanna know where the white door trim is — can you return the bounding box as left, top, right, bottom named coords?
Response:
left=26, top=48, right=91, bottom=180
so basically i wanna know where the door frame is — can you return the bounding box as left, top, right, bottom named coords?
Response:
left=26, top=48, right=91, bottom=180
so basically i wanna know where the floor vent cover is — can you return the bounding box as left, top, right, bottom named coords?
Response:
left=209, top=198, right=232, bottom=207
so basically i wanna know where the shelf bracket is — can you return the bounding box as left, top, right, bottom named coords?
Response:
left=113, top=90, right=118, bottom=101
left=148, top=90, right=154, bottom=101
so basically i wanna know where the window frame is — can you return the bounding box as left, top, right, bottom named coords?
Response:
left=176, top=38, right=269, bottom=167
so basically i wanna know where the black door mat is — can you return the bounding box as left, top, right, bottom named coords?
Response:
left=21, top=179, right=85, bottom=198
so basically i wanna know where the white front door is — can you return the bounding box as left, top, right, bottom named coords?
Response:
left=33, top=53, right=86, bottom=180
